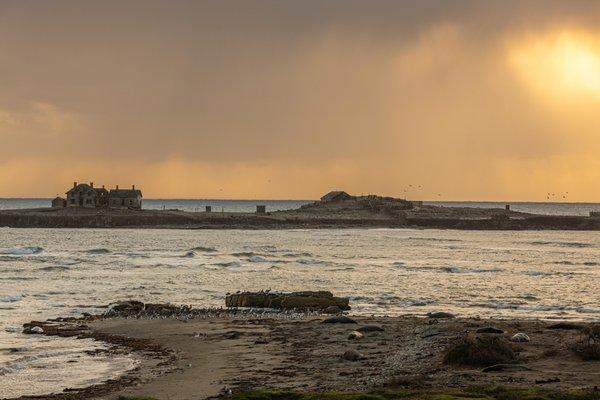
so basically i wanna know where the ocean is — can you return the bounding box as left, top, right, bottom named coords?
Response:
left=1, top=200, right=600, bottom=397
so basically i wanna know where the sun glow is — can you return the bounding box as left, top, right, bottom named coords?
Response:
left=510, top=31, right=600, bottom=100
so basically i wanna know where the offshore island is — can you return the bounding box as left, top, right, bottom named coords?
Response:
left=1, top=182, right=600, bottom=230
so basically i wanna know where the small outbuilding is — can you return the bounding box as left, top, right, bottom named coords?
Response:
left=320, top=191, right=353, bottom=203
left=51, top=197, right=66, bottom=208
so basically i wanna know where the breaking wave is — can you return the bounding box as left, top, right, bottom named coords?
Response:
left=190, top=246, right=217, bottom=253
left=527, top=241, right=592, bottom=248
left=0, top=247, right=43, bottom=255
left=84, top=248, right=110, bottom=254
left=0, top=294, right=24, bottom=303
left=214, top=261, right=242, bottom=268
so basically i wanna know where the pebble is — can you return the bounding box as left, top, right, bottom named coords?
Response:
left=348, top=331, right=364, bottom=340
left=342, top=349, right=364, bottom=361
left=30, top=326, right=44, bottom=334
left=510, top=333, right=531, bottom=342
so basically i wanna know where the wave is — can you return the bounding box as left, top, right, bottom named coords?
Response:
left=406, top=237, right=462, bottom=243
left=0, top=246, right=43, bottom=255
left=525, top=270, right=576, bottom=277
left=214, top=260, right=242, bottom=268
left=280, top=252, right=313, bottom=258
left=248, top=255, right=269, bottom=263
left=39, top=265, right=71, bottom=272
left=296, top=258, right=325, bottom=265
left=527, top=241, right=592, bottom=248
left=84, top=248, right=110, bottom=254
left=0, top=293, right=24, bottom=303
left=232, top=251, right=260, bottom=257
left=441, top=266, right=502, bottom=274
left=190, top=246, right=217, bottom=253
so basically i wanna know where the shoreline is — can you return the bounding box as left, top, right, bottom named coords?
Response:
left=8, top=303, right=600, bottom=400
left=1, top=206, right=600, bottom=230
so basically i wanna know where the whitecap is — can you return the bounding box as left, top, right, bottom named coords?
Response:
left=0, top=293, right=24, bottom=303
left=0, top=246, right=43, bottom=255
left=441, top=266, right=501, bottom=274
left=296, top=258, right=325, bottom=265
left=215, top=261, right=242, bottom=268
left=248, top=255, right=269, bottom=263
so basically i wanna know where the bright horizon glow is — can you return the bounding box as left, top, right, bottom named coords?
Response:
left=510, top=30, right=600, bottom=101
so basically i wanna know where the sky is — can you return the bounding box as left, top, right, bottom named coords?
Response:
left=2, top=1, right=600, bottom=200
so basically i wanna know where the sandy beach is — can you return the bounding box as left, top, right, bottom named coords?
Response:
left=11, top=303, right=600, bottom=400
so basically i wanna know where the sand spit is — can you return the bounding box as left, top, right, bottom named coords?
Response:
left=1, top=200, right=600, bottom=229
left=9, top=303, right=600, bottom=400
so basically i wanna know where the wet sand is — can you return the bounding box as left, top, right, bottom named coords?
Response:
left=13, top=309, right=600, bottom=400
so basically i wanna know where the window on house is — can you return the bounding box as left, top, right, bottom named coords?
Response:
left=86, top=199, right=92, bottom=204
left=70, top=199, right=75, bottom=204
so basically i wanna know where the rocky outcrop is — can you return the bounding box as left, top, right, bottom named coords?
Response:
left=225, top=291, right=350, bottom=311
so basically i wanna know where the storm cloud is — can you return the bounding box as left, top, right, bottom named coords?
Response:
left=2, top=0, right=600, bottom=199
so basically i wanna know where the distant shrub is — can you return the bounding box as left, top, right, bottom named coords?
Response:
left=443, top=336, right=515, bottom=367
left=574, top=324, right=600, bottom=361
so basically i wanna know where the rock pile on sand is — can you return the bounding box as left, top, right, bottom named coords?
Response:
left=225, top=290, right=350, bottom=311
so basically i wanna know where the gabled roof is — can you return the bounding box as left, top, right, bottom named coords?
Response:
left=66, top=183, right=95, bottom=195
left=320, top=190, right=352, bottom=202
left=109, top=189, right=143, bottom=198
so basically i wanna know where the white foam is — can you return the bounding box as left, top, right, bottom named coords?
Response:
left=0, top=247, right=43, bottom=255
left=0, top=294, right=24, bottom=303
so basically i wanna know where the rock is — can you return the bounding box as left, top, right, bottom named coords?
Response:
left=356, top=325, right=385, bottom=332
left=482, top=364, right=533, bottom=373
left=348, top=331, right=364, bottom=340
left=476, top=327, right=505, bottom=334
left=427, top=312, right=455, bottom=319
left=110, top=300, right=145, bottom=313
left=510, top=333, right=531, bottom=343
left=322, top=316, right=357, bottom=324
left=547, top=322, right=583, bottom=330
left=342, top=349, right=364, bottom=361
left=535, top=377, right=561, bottom=384
left=25, top=326, right=44, bottom=334
left=225, top=291, right=350, bottom=311
left=323, top=306, right=342, bottom=314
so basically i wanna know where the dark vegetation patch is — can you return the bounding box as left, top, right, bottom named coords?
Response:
left=230, top=387, right=600, bottom=400
left=443, top=336, right=515, bottom=367
left=573, top=324, right=600, bottom=361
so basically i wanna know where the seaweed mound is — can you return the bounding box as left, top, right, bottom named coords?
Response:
left=443, top=336, right=515, bottom=367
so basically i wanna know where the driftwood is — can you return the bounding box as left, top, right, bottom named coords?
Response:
left=225, top=291, right=350, bottom=311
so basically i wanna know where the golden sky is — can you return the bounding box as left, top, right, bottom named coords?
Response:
left=2, top=0, right=600, bottom=200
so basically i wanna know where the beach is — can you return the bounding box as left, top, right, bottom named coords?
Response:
left=9, top=303, right=600, bottom=400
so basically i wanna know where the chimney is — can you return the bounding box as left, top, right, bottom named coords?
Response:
left=102, top=185, right=105, bottom=189
left=132, top=184, right=135, bottom=190
left=73, top=181, right=77, bottom=188
left=90, top=182, right=94, bottom=188
left=116, top=185, right=119, bottom=190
